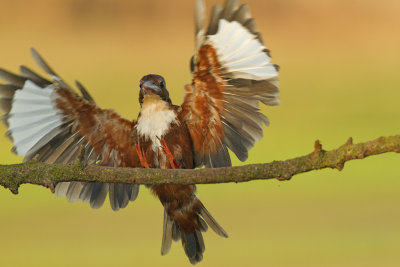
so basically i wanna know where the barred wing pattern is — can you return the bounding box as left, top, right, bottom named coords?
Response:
left=182, top=0, right=280, bottom=168
left=0, top=48, right=140, bottom=211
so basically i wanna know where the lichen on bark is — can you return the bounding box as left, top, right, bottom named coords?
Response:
left=0, top=135, right=399, bottom=194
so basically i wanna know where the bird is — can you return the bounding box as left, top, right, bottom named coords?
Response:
left=0, top=0, right=279, bottom=264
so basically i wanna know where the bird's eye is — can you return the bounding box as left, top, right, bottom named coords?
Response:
left=159, top=81, right=165, bottom=88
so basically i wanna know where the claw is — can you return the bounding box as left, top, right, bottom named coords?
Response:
left=136, top=143, right=149, bottom=168
left=160, top=139, right=180, bottom=169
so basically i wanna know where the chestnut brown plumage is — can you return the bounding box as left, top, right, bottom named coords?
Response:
left=0, top=0, right=279, bottom=264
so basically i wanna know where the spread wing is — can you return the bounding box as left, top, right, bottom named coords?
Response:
left=0, top=48, right=140, bottom=211
left=181, top=0, right=280, bottom=168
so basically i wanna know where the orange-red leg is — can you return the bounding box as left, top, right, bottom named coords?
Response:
left=160, top=139, right=180, bottom=169
left=136, top=144, right=149, bottom=168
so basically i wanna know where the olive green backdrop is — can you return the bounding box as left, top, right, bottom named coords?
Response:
left=1, top=0, right=400, bottom=266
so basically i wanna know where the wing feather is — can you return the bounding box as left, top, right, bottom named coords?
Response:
left=206, top=4, right=223, bottom=36
left=20, top=65, right=52, bottom=87
left=0, top=49, right=141, bottom=210
left=182, top=0, right=279, bottom=167
left=220, top=0, right=239, bottom=21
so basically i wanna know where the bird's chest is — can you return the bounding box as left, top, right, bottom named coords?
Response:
left=135, top=100, right=179, bottom=167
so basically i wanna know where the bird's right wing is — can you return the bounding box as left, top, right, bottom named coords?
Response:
left=0, top=48, right=140, bottom=211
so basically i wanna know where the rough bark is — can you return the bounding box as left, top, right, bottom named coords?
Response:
left=1, top=135, right=399, bottom=194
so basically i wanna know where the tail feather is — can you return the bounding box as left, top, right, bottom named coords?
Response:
left=199, top=202, right=228, bottom=238
left=182, top=233, right=197, bottom=259
left=182, top=231, right=205, bottom=265
left=161, top=210, right=174, bottom=255
left=194, top=230, right=205, bottom=254
left=160, top=199, right=227, bottom=265
left=179, top=231, right=205, bottom=265
left=198, top=217, right=208, bottom=232
left=172, top=221, right=180, bottom=241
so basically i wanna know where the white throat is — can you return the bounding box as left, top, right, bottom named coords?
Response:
left=135, top=95, right=178, bottom=150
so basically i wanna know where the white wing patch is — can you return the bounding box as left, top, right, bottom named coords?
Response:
left=208, top=19, right=278, bottom=80
left=7, top=80, right=64, bottom=155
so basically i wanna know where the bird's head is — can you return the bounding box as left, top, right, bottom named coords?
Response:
left=139, top=74, right=171, bottom=105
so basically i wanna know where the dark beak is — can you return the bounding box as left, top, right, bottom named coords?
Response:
left=141, top=81, right=161, bottom=95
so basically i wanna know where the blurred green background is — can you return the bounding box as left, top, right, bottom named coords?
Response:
left=1, top=0, right=400, bottom=266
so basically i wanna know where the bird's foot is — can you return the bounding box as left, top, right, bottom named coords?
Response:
left=160, top=139, right=180, bottom=169
left=136, top=144, right=149, bottom=168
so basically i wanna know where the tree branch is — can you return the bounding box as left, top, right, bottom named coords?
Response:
left=1, top=135, right=399, bottom=194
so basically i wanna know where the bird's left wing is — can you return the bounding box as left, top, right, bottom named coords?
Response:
left=181, top=0, right=280, bottom=168
left=0, top=48, right=140, bottom=211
